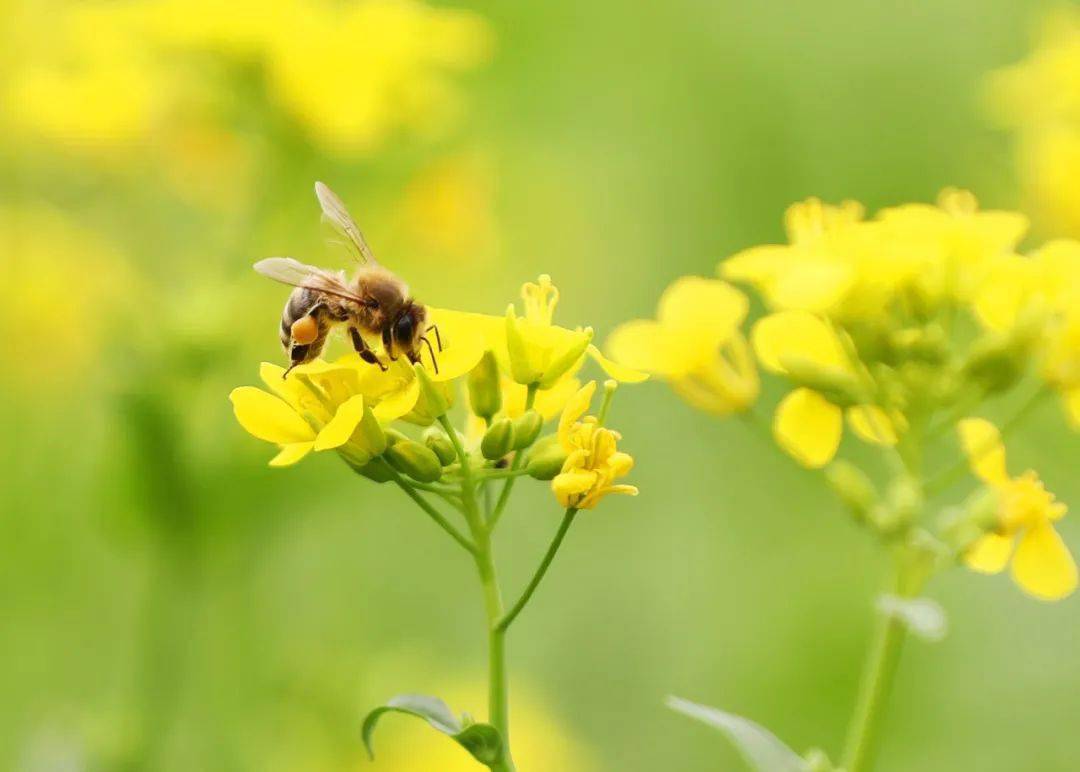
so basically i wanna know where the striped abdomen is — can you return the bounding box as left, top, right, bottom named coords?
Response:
left=280, top=287, right=333, bottom=365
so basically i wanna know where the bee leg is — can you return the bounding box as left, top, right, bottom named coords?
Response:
left=382, top=326, right=398, bottom=361
left=419, top=336, right=439, bottom=375
left=350, top=327, right=387, bottom=372
left=426, top=324, right=443, bottom=352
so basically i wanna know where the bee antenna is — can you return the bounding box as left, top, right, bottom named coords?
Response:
left=420, top=336, right=439, bottom=375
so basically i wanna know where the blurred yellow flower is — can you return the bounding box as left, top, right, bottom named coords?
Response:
left=2, top=0, right=493, bottom=165
left=958, top=417, right=1077, bottom=601
left=551, top=381, right=637, bottom=510
left=987, top=7, right=1080, bottom=235
left=605, top=276, right=759, bottom=416
left=752, top=311, right=902, bottom=468
left=721, top=191, right=1024, bottom=319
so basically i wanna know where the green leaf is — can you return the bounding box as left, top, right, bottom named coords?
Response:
left=666, top=696, right=810, bottom=772
left=362, top=694, right=504, bottom=767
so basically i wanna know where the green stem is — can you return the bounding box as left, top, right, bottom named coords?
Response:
left=438, top=414, right=517, bottom=771
left=925, top=385, right=1050, bottom=496
left=496, top=509, right=578, bottom=633
left=489, top=385, right=539, bottom=529
left=390, top=473, right=476, bottom=556
left=841, top=569, right=909, bottom=772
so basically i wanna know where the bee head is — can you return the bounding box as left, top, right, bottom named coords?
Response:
left=392, top=302, right=426, bottom=352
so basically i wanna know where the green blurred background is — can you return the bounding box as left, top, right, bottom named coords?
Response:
left=3, top=0, right=1077, bottom=769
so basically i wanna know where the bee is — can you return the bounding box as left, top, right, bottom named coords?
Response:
left=255, top=182, right=441, bottom=378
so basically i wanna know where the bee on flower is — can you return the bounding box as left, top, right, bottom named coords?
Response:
left=232, top=258, right=643, bottom=771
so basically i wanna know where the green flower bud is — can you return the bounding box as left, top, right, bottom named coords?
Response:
left=825, top=461, right=878, bottom=522
left=938, top=488, right=1000, bottom=554
left=511, top=409, right=544, bottom=450
left=383, top=427, right=410, bottom=446
left=386, top=440, right=443, bottom=483
left=526, top=443, right=568, bottom=480
left=467, top=350, right=502, bottom=420
left=505, top=306, right=541, bottom=385
left=539, top=327, right=593, bottom=389
left=422, top=427, right=457, bottom=466
left=412, top=362, right=451, bottom=419
left=777, top=355, right=865, bottom=407
left=481, top=417, right=516, bottom=461
left=961, top=331, right=1029, bottom=394
left=870, top=474, right=922, bottom=536
left=353, top=457, right=394, bottom=483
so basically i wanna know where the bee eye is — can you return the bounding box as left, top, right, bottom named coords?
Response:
left=394, top=315, right=414, bottom=343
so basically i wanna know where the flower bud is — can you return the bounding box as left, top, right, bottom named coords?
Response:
left=870, top=474, right=922, bottom=536
left=938, top=488, right=1000, bottom=553
left=825, top=461, right=878, bottom=522
left=422, top=427, right=457, bottom=466
left=777, top=355, right=864, bottom=407
left=526, top=442, right=568, bottom=480
left=511, top=409, right=543, bottom=450
left=539, top=328, right=594, bottom=389
left=467, top=350, right=502, bottom=420
left=412, top=362, right=451, bottom=420
left=961, top=332, right=1028, bottom=394
left=353, top=457, right=394, bottom=483
left=481, top=417, right=516, bottom=460
left=386, top=439, right=444, bottom=483
left=505, top=306, right=542, bottom=385
left=383, top=427, right=410, bottom=446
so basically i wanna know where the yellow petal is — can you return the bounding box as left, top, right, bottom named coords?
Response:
left=1012, top=523, right=1078, bottom=601
left=269, top=442, right=315, bottom=467
left=314, top=394, right=366, bottom=451
left=751, top=311, right=849, bottom=375
left=586, top=344, right=649, bottom=383
left=773, top=388, right=843, bottom=468
left=848, top=405, right=900, bottom=445
left=964, top=532, right=1013, bottom=574
left=372, top=377, right=421, bottom=423
left=604, top=321, right=691, bottom=378
left=558, top=381, right=596, bottom=449
left=423, top=307, right=491, bottom=381
left=769, top=257, right=854, bottom=313
left=957, top=417, right=1009, bottom=485
left=657, top=277, right=749, bottom=338
left=230, top=387, right=315, bottom=445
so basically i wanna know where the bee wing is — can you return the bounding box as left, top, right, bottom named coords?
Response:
left=314, top=181, right=379, bottom=265
left=254, top=257, right=370, bottom=305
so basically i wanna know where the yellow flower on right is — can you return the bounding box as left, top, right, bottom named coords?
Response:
left=958, top=417, right=1078, bottom=601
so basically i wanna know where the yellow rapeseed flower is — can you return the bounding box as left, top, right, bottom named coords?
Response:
left=501, top=275, right=647, bottom=390
left=604, top=277, right=759, bottom=416
left=958, top=417, right=1077, bottom=601
left=550, top=382, right=637, bottom=510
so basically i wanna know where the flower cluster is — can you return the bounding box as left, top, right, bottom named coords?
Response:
left=608, top=189, right=1078, bottom=601
left=232, top=274, right=642, bottom=769
left=987, top=8, right=1080, bottom=236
